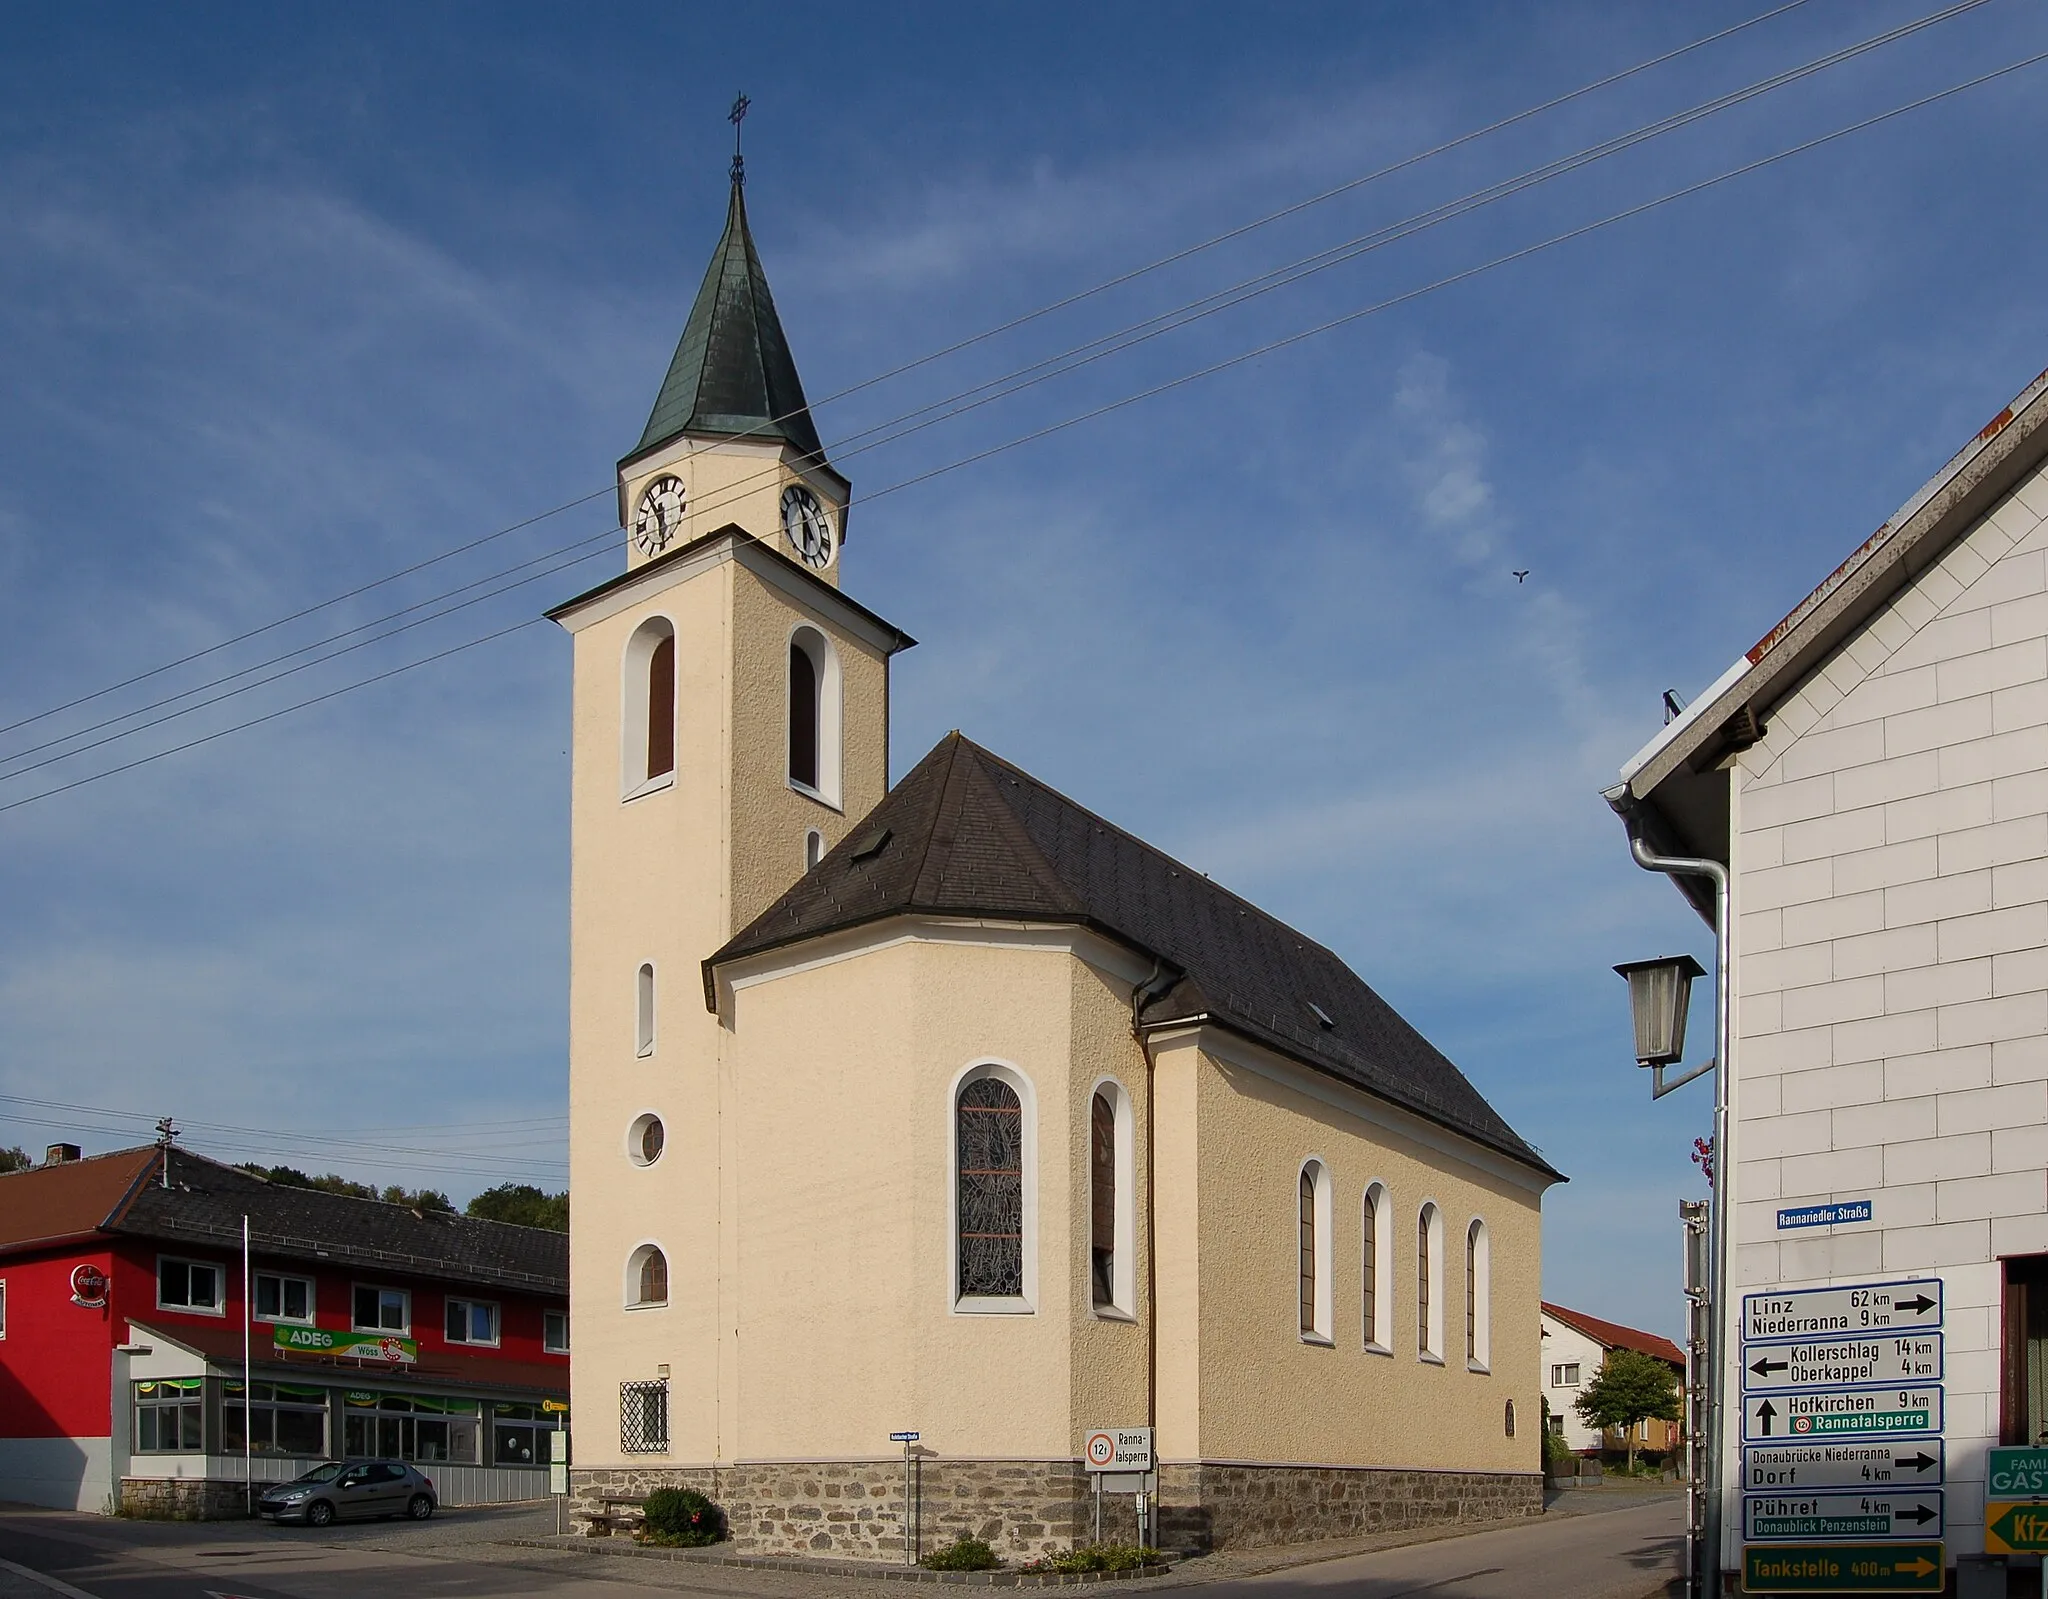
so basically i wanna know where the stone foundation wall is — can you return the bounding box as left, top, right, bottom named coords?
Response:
left=569, top=1459, right=1538, bottom=1559
left=118, top=1478, right=252, bottom=1520
left=1156, top=1462, right=1543, bottom=1552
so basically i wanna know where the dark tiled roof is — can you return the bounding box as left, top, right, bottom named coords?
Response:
left=711, top=734, right=1558, bottom=1178
left=629, top=179, right=827, bottom=466
left=1543, top=1302, right=1686, bottom=1368
left=0, top=1146, right=157, bottom=1252
left=106, top=1147, right=566, bottom=1296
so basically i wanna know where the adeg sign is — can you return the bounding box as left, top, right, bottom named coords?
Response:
left=70, top=1264, right=110, bottom=1308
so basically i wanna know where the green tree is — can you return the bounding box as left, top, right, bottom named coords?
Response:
left=1573, top=1348, right=1680, bottom=1473
left=466, top=1183, right=569, bottom=1232
left=0, top=1146, right=33, bottom=1174
left=236, top=1163, right=451, bottom=1211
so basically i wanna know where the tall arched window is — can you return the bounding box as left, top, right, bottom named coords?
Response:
left=626, top=1245, right=668, bottom=1308
left=635, top=963, right=656, bottom=1058
left=956, top=1076, right=1025, bottom=1302
left=788, top=639, right=818, bottom=790
left=1363, top=1181, right=1392, bottom=1352
left=1466, top=1218, right=1491, bottom=1370
left=1298, top=1160, right=1332, bottom=1342
left=621, top=617, right=677, bottom=798
left=1091, top=1092, right=1116, bottom=1308
left=1417, top=1203, right=1444, bottom=1360
left=787, top=625, right=842, bottom=806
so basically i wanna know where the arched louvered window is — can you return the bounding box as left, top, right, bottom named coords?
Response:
left=957, top=1077, right=1024, bottom=1299
left=627, top=1245, right=668, bottom=1308
left=789, top=639, right=819, bottom=790
left=1090, top=1091, right=1116, bottom=1308
left=1467, top=1218, right=1491, bottom=1369
left=1298, top=1160, right=1331, bottom=1340
left=647, top=634, right=675, bottom=779
left=1363, top=1181, right=1391, bottom=1351
left=1299, top=1170, right=1317, bottom=1334
left=1418, top=1203, right=1444, bottom=1359
left=621, top=617, right=677, bottom=798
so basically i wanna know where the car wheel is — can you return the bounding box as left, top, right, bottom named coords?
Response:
left=306, top=1500, right=335, bottom=1528
left=406, top=1494, right=434, bottom=1521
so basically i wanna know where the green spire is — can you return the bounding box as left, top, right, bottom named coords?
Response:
left=630, top=179, right=828, bottom=466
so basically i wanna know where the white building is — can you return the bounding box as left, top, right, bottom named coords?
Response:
left=1609, top=366, right=2048, bottom=1581
left=1539, top=1302, right=1685, bottom=1457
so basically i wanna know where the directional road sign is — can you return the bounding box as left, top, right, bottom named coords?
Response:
left=1743, top=1442, right=1944, bottom=1492
left=1986, top=1501, right=2048, bottom=1554
left=1988, top=1446, right=2048, bottom=1498
left=1744, top=1281, right=1941, bottom=1342
left=1743, top=1387, right=1942, bottom=1442
left=1741, top=1543, right=1942, bottom=1593
left=1743, top=1490, right=1943, bottom=1542
left=1743, top=1334, right=1943, bottom=1393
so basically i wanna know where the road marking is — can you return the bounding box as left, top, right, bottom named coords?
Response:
left=0, top=1557, right=99, bottom=1599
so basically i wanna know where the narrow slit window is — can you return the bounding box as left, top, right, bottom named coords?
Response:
left=805, top=829, right=823, bottom=871
left=646, top=634, right=675, bottom=780
left=636, top=963, right=655, bottom=1058
left=1090, top=1091, right=1116, bottom=1308
left=789, top=640, right=819, bottom=790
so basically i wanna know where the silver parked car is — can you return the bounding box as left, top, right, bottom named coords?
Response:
left=258, top=1460, right=437, bottom=1526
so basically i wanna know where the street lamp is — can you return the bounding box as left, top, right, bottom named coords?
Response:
left=1614, top=954, right=1710, bottom=1099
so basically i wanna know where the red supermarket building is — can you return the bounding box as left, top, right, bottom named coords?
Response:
left=0, top=1143, right=568, bottom=1516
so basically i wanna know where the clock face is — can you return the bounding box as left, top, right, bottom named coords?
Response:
left=781, top=484, right=834, bottom=569
left=633, top=476, right=687, bottom=557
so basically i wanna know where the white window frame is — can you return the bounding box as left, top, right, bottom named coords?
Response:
left=635, top=962, right=657, bottom=1058
left=444, top=1295, right=501, bottom=1347
left=804, top=828, right=824, bottom=871
left=1088, top=1077, right=1136, bottom=1319
left=620, top=615, right=677, bottom=802
left=948, top=1059, right=1038, bottom=1315
left=1417, top=1202, right=1445, bottom=1363
left=627, top=1111, right=665, bottom=1168
left=624, top=1241, right=669, bottom=1310
left=351, top=1283, right=410, bottom=1334
left=156, top=1255, right=226, bottom=1317
left=1553, top=1361, right=1581, bottom=1387
left=252, top=1271, right=316, bottom=1325
left=1297, top=1158, right=1333, bottom=1345
left=1362, top=1180, right=1393, bottom=1354
left=543, top=1308, right=569, bottom=1354
left=786, top=623, right=843, bottom=810
left=1466, top=1217, right=1492, bottom=1373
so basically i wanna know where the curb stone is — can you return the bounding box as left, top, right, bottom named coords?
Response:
left=505, top=1540, right=1173, bottom=1586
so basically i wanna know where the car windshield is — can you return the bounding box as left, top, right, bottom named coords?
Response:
left=291, top=1463, right=345, bottom=1484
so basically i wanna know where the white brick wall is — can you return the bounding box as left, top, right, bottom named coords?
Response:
left=1729, top=457, right=2048, bottom=1560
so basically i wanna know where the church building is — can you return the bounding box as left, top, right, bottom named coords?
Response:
left=551, top=167, right=1563, bottom=1558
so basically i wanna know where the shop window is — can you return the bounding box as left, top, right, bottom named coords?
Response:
left=954, top=1067, right=1033, bottom=1306
left=544, top=1309, right=569, bottom=1354
left=492, top=1401, right=559, bottom=1465
left=134, top=1378, right=204, bottom=1451
left=254, top=1272, right=314, bottom=1324
left=621, top=1379, right=669, bottom=1454
left=353, top=1284, right=410, bottom=1333
left=225, top=1380, right=329, bottom=1456
left=1298, top=1160, right=1332, bottom=1342
left=636, top=963, right=656, bottom=1057
left=157, top=1256, right=224, bottom=1314
left=342, top=1391, right=479, bottom=1462
left=1362, top=1181, right=1392, bottom=1352
left=445, top=1297, right=500, bottom=1346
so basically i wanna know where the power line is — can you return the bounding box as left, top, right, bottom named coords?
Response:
left=0, top=0, right=1831, bottom=747
left=0, top=2, right=1988, bottom=784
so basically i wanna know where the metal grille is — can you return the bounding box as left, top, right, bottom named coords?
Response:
left=957, top=1077, right=1023, bottom=1298
left=619, top=1379, right=669, bottom=1454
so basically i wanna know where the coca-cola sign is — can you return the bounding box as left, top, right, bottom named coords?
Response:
left=70, top=1263, right=110, bottom=1308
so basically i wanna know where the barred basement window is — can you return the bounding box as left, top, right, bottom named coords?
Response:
left=956, top=1077, right=1024, bottom=1299
left=620, top=1379, right=669, bottom=1454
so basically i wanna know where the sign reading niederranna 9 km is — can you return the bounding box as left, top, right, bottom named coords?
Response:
left=1744, top=1281, right=1941, bottom=1341
left=1743, top=1388, right=1942, bottom=1442
left=1743, top=1334, right=1942, bottom=1392
left=1744, top=1441, right=1943, bottom=1491
left=1742, top=1490, right=1943, bottom=1542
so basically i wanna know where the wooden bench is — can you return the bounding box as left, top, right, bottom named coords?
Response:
left=571, top=1493, right=648, bottom=1537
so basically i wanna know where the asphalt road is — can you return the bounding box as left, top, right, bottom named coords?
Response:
left=0, top=1494, right=1681, bottom=1599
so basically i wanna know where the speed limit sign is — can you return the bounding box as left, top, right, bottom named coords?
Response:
left=1085, top=1432, right=1117, bottom=1468
left=1082, top=1427, right=1152, bottom=1471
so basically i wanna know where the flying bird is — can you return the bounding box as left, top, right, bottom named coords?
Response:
left=1512, top=569, right=1530, bottom=583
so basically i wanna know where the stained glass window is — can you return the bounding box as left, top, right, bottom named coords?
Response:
left=957, top=1077, right=1023, bottom=1298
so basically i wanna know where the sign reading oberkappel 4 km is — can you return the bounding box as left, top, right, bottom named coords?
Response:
left=1744, top=1282, right=1942, bottom=1341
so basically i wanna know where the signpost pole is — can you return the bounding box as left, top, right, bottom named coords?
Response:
left=890, top=1431, right=920, bottom=1565
left=242, top=1214, right=253, bottom=1520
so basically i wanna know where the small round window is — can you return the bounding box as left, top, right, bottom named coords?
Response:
left=629, top=1113, right=665, bottom=1166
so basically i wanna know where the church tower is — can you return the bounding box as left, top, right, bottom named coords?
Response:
left=548, top=167, right=913, bottom=1472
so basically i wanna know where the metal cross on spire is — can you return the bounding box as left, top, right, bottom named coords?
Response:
left=729, top=92, right=750, bottom=187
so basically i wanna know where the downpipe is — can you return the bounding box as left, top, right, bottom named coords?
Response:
left=1629, top=834, right=1730, bottom=1599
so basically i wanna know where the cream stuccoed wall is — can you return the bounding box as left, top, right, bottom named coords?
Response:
left=1155, top=1028, right=1546, bottom=1475
left=621, top=436, right=849, bottom=585
left=559, top=533, right=893, bottom=1471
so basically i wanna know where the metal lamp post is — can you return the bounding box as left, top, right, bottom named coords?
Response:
left=1613, top=954, right=1708, bottom=1096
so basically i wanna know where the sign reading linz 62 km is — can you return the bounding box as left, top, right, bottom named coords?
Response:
left=1743, top=1334, right=1943, bottom=1392
left=1743, top=1388, right=1942, bottom=1442
left=1743, top=1490, right=1942, bottom=1542
left=1744, top=1281, right=1941, bottom=1341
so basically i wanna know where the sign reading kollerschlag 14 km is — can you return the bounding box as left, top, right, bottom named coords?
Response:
left=1738, top=1279, right=1946, bottom=1594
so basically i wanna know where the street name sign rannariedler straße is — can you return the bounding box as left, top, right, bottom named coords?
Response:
left=1740, top=1544, right=1943, bottom=1594
left=1742, top=1491, right=1942, bottom=1542
left=1743, top=1442, right=1943, bottom=1492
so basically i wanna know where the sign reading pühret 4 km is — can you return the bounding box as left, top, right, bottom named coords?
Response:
left=1742, top=1490, right=1943, bottom=1542
left=1744, top=1281, right=1942, bottom=1341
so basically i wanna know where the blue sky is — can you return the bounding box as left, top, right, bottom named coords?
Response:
left=3, top=2, right=2046, bottom=1335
